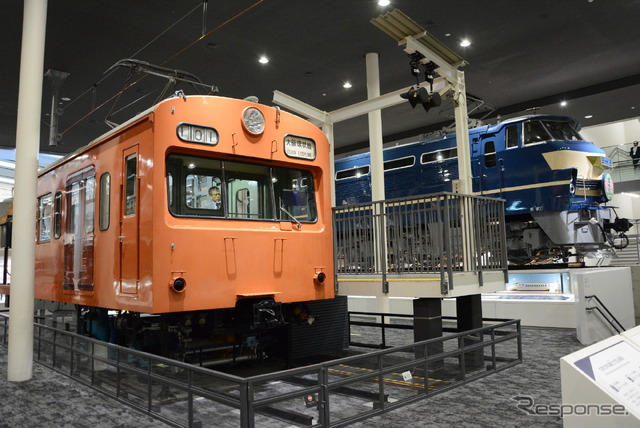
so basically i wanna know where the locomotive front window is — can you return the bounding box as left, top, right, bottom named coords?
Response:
left=166, top=154, right=317, bottom=222
left=542, top=120, right=582, bottom=141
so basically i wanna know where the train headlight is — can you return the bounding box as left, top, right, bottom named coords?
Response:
left=170, top=277, right=187, bottom=293
left=242, top=107, right=265, bottom=135
left=314, top=272, right=326, bottom=285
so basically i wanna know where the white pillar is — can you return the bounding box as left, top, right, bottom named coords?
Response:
left=453, top=69, right=472, bottom=194
left=322, top=122, right=336, bottom=207
left=366, top=53, right=385, bottom=202
left=8, top=0, right=48, bottom=382
left=366, top=53, right=390, bottom=315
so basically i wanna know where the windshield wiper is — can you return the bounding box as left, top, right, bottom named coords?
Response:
left=280, top=206, right=302, bottom=229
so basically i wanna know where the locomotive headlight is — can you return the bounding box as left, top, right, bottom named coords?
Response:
left=170, top=277, right=187, bottom=293
left=242, top=107, right=265, bottom=135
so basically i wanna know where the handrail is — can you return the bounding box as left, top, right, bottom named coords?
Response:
left=585, top=294, right=626, bottom=333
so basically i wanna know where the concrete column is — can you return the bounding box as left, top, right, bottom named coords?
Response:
left=322, top=122, right=336, bottom=208
left=8, top=0, right=48, bottom=382
left=366, top=53, right=389, bottom=315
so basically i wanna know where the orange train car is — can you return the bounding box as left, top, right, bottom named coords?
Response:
left=31, top=94, right=336, bottom=358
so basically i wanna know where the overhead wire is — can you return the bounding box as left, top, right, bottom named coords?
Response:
left=60, top=0, right=267, bottom=137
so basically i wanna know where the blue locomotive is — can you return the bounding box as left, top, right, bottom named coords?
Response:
left=334, top=115, right=630, bottom=264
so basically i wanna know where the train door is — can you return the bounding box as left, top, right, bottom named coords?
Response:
left=63, top=168, right=95, bottom=291
left=477, top=138, right=503, bottom=195
left=119, top=146, right=139, bottom=294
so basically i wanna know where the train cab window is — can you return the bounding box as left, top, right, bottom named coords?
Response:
left=523, top=120, right=552, bottom=145
left=484, top=141, right=497, bottom=168
left=273, top=168, right=317, bottom=222
left=506, top=125, right=519, bottom=149
left=166, top=153, right=317, bottom=223
left=543, top=120, right=583, bottom=141
left=54, top=191, right=62, bottom=239
left=99, top=173, right=110, bottom=231
left=125, top=154, right=137, bottom=216
left=37, top=193, right=52, bottom=243
left=224, top=161, right=272, bottom=219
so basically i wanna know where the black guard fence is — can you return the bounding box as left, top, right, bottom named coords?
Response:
left=0, top=313, right=521, bottom=428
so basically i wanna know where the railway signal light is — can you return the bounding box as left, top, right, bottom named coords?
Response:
left=400, top=86, right=442, bottom=113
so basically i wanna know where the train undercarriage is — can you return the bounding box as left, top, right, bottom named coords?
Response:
left=505, top=209, right=631, bottom=266
left=75, top=298, right=330, bottom=366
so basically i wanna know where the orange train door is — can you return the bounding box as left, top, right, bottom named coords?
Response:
left=120, top=146, right=139, bottom=294
left=63, top=167, right=95, bottom=292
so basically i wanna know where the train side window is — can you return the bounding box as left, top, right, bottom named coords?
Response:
left=54, top=191, right=62, bottom=239
left=484, top=141, right=497, bottom=168
left=421, top=148, right=457, bottom=164
left=99, top=173, right=110, bottom=231
left=384, top=156, right=415, bottom=171
left=506, top=125, right=519, bottom=149
left=37, top=193, right=52, bottom=243
left=335, top=165, right=370, bottom=180
left=125, top=154, right=137, bottom=217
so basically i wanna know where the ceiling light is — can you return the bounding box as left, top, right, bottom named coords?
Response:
left=259, top=56, right=269, bottom=64
left=343, top=81, right=352, bottom=89
left=584, top=115, right=593, bottom=119
left=560, top=101, right=567, bottom=107
left=378, top=0, right=391, bottom=6
left=460, top=39, right=471, bottom=47
left=61, top=97, right=71, bottom=102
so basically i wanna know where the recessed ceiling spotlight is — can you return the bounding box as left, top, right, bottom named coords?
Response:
left=258, top=56, right=269, bottom=64
left=61, top=97, right=71, bottom=102
left=444, top=33, right=451, bottom=37
left=460, top=39, right=471, bottom=47
left=343, top=81, right=352, bottom=89
left=585, top=115, right=593, bottom=119
left=378, top=0, right=391, bottom=6
left=560, top=101, right=567, bottom=107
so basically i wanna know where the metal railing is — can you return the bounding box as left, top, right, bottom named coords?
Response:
left=585, top=295, right=626, bottom=334
left=333, top=192, right=508, bottom=290
left=0, top=312, right=521, bottom=428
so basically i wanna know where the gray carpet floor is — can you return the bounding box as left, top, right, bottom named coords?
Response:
left=0, top=324, right=586, bottom=428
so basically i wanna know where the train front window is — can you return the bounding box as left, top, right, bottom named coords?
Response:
left=273, top=169, right=317, bottom=223
left=541, top=120, right=583, bottom=141
left=166, top=154, right=317, bottom=222
left=523, top=120, right=552, bottom=145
